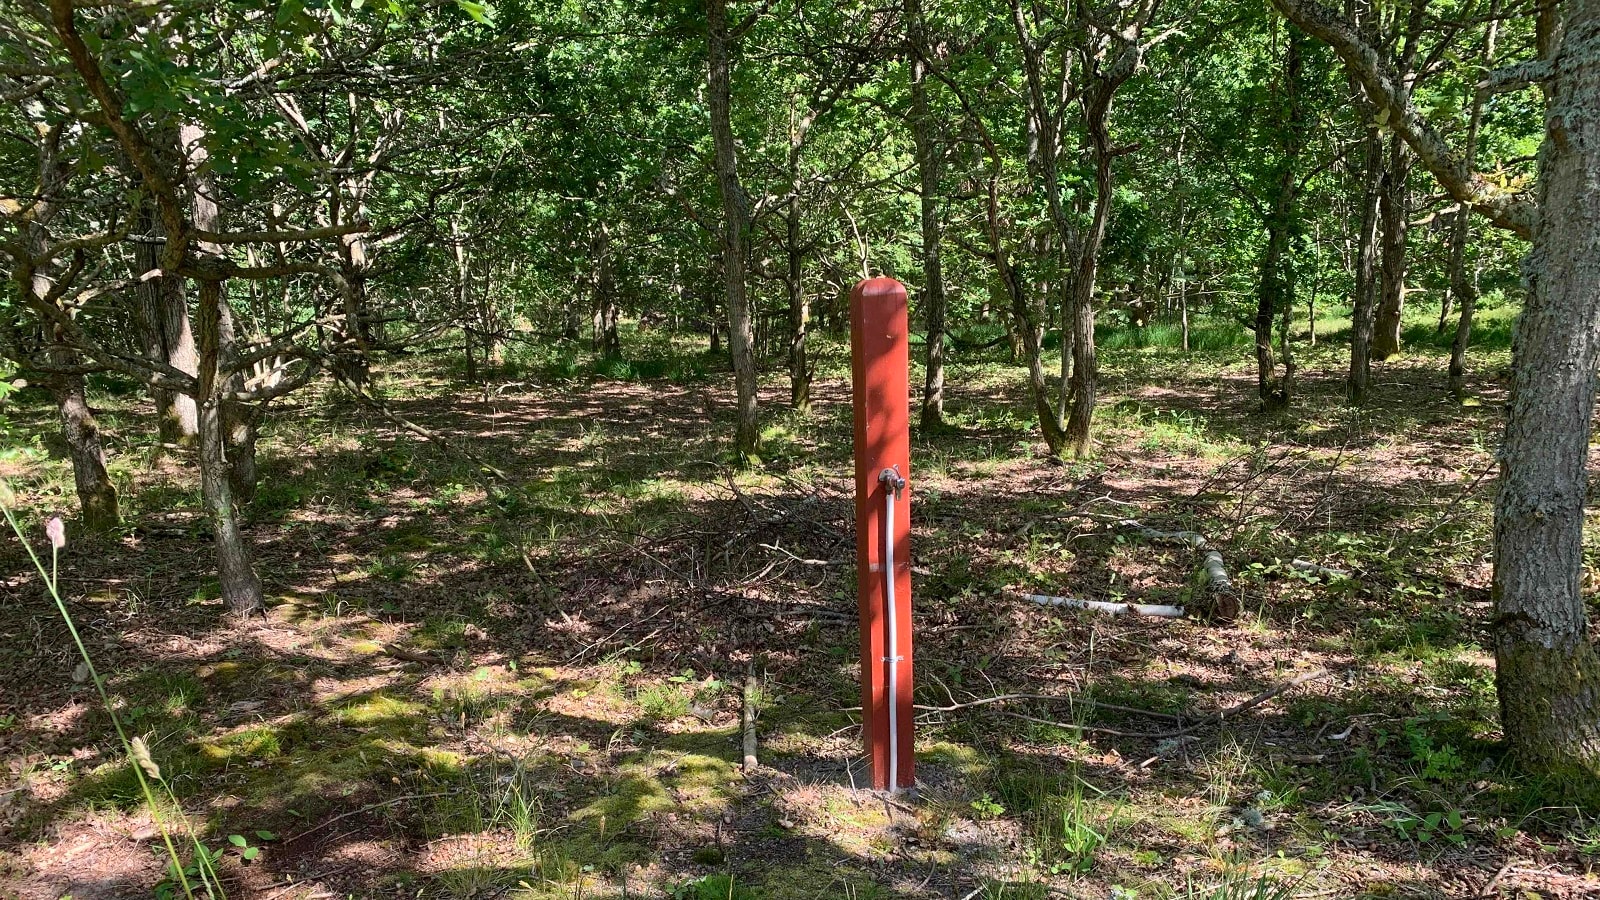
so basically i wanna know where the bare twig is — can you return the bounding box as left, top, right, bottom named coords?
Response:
left=942, top=670, right=1330, bottom=740
left=286, top=793, right=449, bottom=843
left=915, top=693, right=1183, bottom=722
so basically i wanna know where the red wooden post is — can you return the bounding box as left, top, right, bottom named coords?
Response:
left=850, top=276, right=914, bottom=792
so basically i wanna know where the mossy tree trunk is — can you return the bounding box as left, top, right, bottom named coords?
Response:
left=196, top=278, right=264, bottom=617
left=48, top=344, right=120, bottom=532
left=1490, top=5, right=1600, bottom=772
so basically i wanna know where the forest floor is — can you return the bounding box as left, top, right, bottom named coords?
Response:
left=3, top=330, right=1600, bottom=900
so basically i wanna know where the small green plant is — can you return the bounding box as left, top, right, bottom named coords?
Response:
left=1393, top=807, right=1467, bottom=845
left=225, top=830, right=277, bottom=862
left=670, top=874, right=755, bottom=900
left=635, top=682, right=691, bottom=721
left=155, top=845, right=223, bottom=900
left=971, top=794, right=1006, bottom=820
left=1401, top=717, right=1468, bottom=781
left=1179, top=869, right=1301, bottom=900
left=1373, top=714, right=1469, bottom=781
left=1027, top=777, right=1109, bottom=875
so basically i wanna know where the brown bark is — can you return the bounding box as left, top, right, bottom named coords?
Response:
left=708, top=0, right=760, bottom=460
left=48, top=344, right=119, bottom=532
left=1370, top=135, right=1412, bottom=360
left=196, top=279, right=263, bottom=617
left=132, top=199, right=199, bottom=448
left=1347, top=130, right=1383, bottom=402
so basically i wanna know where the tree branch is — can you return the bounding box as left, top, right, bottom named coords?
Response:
left=1267, top=0, right=1536, bottom=238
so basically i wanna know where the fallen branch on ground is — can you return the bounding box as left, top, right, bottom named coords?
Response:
left=287, top=793, right=449, bottom=843
left=1290, top=558, right=1350, bottom=581
left=1116, top=519, right=1232, bottom=595
left=1021, top=593, right=1186, bottom=618
left=1056, top=507, right=1236, bottom=616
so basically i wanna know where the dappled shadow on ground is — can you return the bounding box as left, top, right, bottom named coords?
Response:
left=2, top=347, right=1596, bottom=898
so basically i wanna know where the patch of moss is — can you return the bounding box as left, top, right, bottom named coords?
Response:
left=923, top=741, right=991, bottom=780
left=753, top=861, right=892, bottom=900
left=197, top=725, right=283, bottom=764
left=331, top=690, right=427, bottom=729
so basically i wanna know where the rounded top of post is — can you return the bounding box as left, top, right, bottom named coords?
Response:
left=851, top=276, right=907, bottom=302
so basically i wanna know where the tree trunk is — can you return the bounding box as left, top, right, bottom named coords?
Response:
left=1004, top=262, right=1064, bottom=455
left=1347, top=129, right=1383, bottom=403
left=1255, top=35, right=1305, bottom=411
left=48, top=344, right=119, bottom=532
left=215, top=297, right=260, bottom=503
left=1267, top=0, right=1600, bottom=776
left=563, top=270, right=583, bottom=341
left=1056, top=280, right=1074, bottom=431
left=132, top=200, right=198, bottom=448
left=1491, top=6, right=1600, bottom=774
left=908, top=0, right=947, bottom=431
left=1370, top=134, right=1411, bottom=360
left=592, top=225, right=621, bottom=357
left=182, top=124, right=258, bottom=500
left=786, top=151, right=811, bottom=412
left=708, top=0, right=760, bottom=460
left=10, top=159, right=121, bottom=530
left=451, top=216, right=478, bottom=382
left=196, top=279, right=263, bottom=617
left=1063, top=82, right=1123, bottom=457
left=1447, top=10, right=1499, bottom=396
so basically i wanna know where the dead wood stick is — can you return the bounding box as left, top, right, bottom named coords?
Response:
left=742, top=661, right=760, bottom=772
left=286, top=792, right=449, bottom=843
left=758, top=542, right=844, bottom=567
left=1290, top=559, right=1350, bottom=581
left=1052, top=512, right=1233, bottom=596
left=1022, top=593, right=1186, bottom=618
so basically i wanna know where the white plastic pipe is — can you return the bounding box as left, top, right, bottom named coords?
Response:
left=880, top=468, right=905, bottom=792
